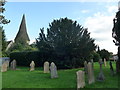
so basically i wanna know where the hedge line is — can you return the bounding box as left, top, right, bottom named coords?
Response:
left=10, top=51, right=85, bottom=69
left=10, top=51, right=42, bottom=67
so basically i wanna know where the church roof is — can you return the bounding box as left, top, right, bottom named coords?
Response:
left=14, top=14, right=30, bottom=43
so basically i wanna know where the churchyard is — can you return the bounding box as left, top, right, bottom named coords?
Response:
left=2, top=61, right=119, bottom=89
left=1, top=1, right=120, bottom=89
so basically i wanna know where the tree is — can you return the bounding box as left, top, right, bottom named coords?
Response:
left=112, top=2, right=120, bottom=73
left=36, top=18, right=96, bottom=68
left=91, top=51, right=101, bottom=62
left=0, top=0, right=10, bottom=57
left=98, top=49, right=110, bottom=61
left=7, top=42, right=37, bottom=53
left=36, top=28, right=52, bottom=53
left=0, top=0, right=10, bottom=24
left=0, top=26, right=7, bottom=57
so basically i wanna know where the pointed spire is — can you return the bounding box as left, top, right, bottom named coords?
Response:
left=14, top=14, right=30, bottom=44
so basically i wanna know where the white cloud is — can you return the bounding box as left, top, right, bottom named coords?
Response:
left=81, top=10, right=89, bottom=13
left=106, top=5, right=117, bottom=13
left=84, top=11, right=117, bottom=54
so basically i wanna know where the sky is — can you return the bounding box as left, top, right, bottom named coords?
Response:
left=3, top=0, right=120, bottom=54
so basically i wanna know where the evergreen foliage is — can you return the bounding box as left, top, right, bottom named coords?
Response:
left=91, top=51, right=101, bottom=62
left=0, top=0, right=10, bottom=24
left=8, top=42, right=38, bottom=53
left=97, top=49, right=110, bottom=61
left=36, top=18, right=96, bottom=68
left=0, top=26, right=7, bottom=57
left=10, top=51, right=41, bottom=67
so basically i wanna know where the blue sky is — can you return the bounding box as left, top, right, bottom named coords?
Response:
left=3, top=1, right=118, bottom=54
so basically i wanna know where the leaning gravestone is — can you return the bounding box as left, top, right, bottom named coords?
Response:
left=10, top=60, right=17, bottom=70
left=50, top=62, right=58, bottom=78
left=44, top=61, right=50, bottom=73
left=84, top=61, right=88, bottom=74
left=109, top=61, right=115, bottom=76
left=1, top=62, right=8, bottom=72
left=87, top=62, right=95, bottom=84
left=30, top=61, right=35, bottom=71
left=104, top=58, right=107, bottom=67
left=76, top=70, right=85, bottom=89
left=97, top=59, right=105, bottom=81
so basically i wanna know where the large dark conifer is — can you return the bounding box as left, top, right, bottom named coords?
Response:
left=37, top=18, right=96, bottom=68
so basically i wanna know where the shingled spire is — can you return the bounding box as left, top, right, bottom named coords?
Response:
left=14, top=14, right=30, bottom=44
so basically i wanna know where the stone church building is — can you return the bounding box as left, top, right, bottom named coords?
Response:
left=6, top=14, right=30, bottom=51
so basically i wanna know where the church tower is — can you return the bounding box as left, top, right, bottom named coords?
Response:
left=14, top=14, right=30, bottom=44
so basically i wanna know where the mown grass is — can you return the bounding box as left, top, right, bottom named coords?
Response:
left=2, top=61, right=119, bottom=89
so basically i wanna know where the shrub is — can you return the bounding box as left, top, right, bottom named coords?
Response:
left=10, top=51, right=43, bottom=67
left=10, top=51, right=85, bottom=69
left=92, top=52, right=101, bottom=62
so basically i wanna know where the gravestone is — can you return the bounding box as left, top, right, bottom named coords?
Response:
left=76, top=70, right=85, bottom=89
left=50, top=62, right=58, bottom=78
left=1, top=62, right=8, bottom=72
left=30, top=61, right=35, bottom=71
left=87, top=62, right=95, bottom=84
left=109, top=61, right=115, bottom=76
left=97, top=59, right=105, bottom=81
left=104, top=58, right=107, bottom=67
left=44, top=61, right=50, bottom=73
left=84, top=61, right=88, bottom=74
left=10, top=60, right=16, bottom=70
left=5, top=61, right=10, bottom=69
left=91, top=59, right=94, bottom=69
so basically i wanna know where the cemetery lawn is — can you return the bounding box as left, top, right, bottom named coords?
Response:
left=2, top=61, right=119, bottom=89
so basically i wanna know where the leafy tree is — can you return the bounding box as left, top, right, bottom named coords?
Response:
left=98, top=49, right=110, bottom=61
left=0, top=0, right=10, bottom=57
left=0, top=26, right=7, bottom=57
left=36, top=18, right=96, bottom=68
left=0, top=0, right=10, bottom=24
left=91, top=51, right=101, bottom=62
left=8, top=42, right=37, bottom=53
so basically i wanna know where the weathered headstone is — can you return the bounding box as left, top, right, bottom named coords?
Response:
left=50, top=62, right=58, bottom=78
left=97, top=59, right=105, bottom=81
left=109, top=61, right=115, bottom=76
left=76, top=70, right=85, bottom=89
left=104, top=58, right=107, bottom=67
left=44, top=61, right=50, bottom=73
left=91, top=59, right=94, bottom=68
left=87, top=62, right=95, bottom=84
left=30, top=61, right=35, bottom=71
left=6, top=61, right=9, bottom=69
left=84, top=61, right=88, bottom=74
left=10, top=60, right=16, bottom=70
left=1, top=62, right=8, bottom=72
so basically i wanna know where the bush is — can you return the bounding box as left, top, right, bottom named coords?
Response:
left=92, top=52, right=101, bottom=62
left=10, top=51, right=85, bottom=69
left=10, top=51, right=42, bottom=67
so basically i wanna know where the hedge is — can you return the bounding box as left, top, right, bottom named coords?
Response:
left=10, top=51, right=41, bottom=67
left=10, top=51, right=85, bottom=69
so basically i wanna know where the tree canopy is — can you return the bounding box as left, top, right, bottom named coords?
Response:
left=0, top=26, right=7, bottom=57
left=36, top=18, right=96, bottom=68
left=97, top=49, right=110, bottom=61
left=0, top=0, right=10, bottom=24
